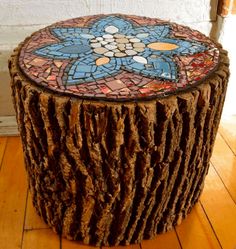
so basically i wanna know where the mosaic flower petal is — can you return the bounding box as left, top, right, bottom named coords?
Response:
left=66, top=55, right=122, bottom=85
left=127, top=25, right=170, bottom=43
left=124, top=55, right=177, bottom=81
left=34, top=41, right=92, bottom=59
left=90, top=16, right=133, bottom=36
left=147, top=38, right=206, bottom=56
left=173, top=40, right=206, bottom=55
left=52, top=28, right=91, bottom=41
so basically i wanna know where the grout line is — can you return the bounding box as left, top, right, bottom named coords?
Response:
left=174, top=227, right=183, bottom=249
left=0, top=24, right=49, bottom=28
left=0, top=137, right=8, bottom=172
left=0, top=20, right=217, bottom=29
left=210, top=161, right=236, bottom=205
left=218, top=130, right=236, bottom=157
left=199, top=201, right=223, bottom=249
left=20, top=188, right=29, bottom=249
left=181, top=19, right=217, bottom=24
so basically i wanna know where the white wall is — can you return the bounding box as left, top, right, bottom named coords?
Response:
left=0, top=0, right=217, bottom=25
left=218, top=15, right=236, bottom=117
left=0, top=0, right=218, bottom=116
left=0, top=0, right=218, bottom=49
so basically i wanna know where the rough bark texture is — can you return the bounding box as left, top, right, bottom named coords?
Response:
left=9, top=43, right=229, bottom=246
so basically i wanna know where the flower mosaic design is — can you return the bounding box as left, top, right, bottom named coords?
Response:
left=34, top=16, right=207, bottom=86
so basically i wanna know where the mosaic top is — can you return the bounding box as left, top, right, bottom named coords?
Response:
left=19, top=14, right=219, bottom=101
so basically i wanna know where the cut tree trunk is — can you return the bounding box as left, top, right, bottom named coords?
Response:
left=9, top=43, right=229, bottom=246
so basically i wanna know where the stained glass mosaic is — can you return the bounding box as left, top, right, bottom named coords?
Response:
left=19, top=14, right=220, bottom=101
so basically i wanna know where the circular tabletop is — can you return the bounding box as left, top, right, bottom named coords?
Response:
left=19, top=14, right=219, bottom=101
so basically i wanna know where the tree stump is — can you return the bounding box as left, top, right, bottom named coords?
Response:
left=9, top=14, right=229, bottom=246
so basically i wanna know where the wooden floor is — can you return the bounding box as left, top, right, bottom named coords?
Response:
left=0, top=117, right=236, bottom=249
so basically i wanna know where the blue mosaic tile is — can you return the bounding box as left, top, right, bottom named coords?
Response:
left=59, top=44, right=91, bottom=54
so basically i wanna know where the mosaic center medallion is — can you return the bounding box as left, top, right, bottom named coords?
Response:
left=19, top=15, right=220, bottom=100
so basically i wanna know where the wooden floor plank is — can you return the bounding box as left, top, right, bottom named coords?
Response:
left=200, top=165, right=236, bottom=249
left=175, top=202, right=221, bottom=249
left=24, top=192, right=49, bottom=230
left=103, top=244, right=140, bottom=249
left=141, top=230, right=181, bottom=249
left=219, top=117, right=236, bottom=155
left=0, top=137, right=28, bottom=249
left=22, top=229, right=60, bottom=249
left=211, top=133, right=236, bottom=203
left=61, top=238, right=98, bottom=249
left=0, top=137, right=7, bottom=170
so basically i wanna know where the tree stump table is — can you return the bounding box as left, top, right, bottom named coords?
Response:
left=9, top=14, right=229, bottom=246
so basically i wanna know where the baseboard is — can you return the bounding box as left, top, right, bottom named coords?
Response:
left=0, top=116, right=19, bottom=136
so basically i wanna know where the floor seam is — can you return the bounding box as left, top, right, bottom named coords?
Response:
left=210, top=162, right=236, bottom=205
left=218, top=130, right=236, bottom=156
left=0, top=137, right=8, bottom=172
left=199, top=201, right=223, bottom=249
left=174, top=227, right=183, bottom=249
left=20, top=188, right=29, bottom=249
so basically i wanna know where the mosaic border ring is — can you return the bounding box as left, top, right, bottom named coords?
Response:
left=18, top=14, right=220, bottom=101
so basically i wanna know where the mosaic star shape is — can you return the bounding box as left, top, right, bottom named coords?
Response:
left=34, top=16, right=207, bottom=85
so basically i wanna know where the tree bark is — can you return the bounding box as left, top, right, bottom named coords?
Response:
left=9, top=43, right=229, bottom=246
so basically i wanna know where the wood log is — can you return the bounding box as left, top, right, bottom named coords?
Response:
left=8, top=14, right=229, bottom=246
